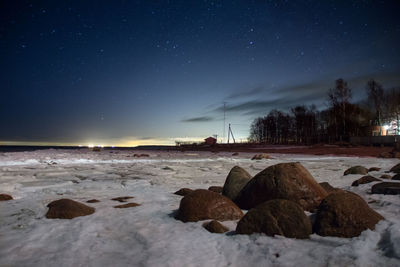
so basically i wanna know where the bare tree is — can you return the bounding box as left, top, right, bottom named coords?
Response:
left=366, top=79, right=384, bottom=134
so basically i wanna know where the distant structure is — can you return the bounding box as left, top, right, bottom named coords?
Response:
left=204, top=136, right=217, bottom=145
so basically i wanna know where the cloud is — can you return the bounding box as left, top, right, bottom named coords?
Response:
left=181, top=116, right=214, bottom=122
left=227, top=86, right=265, bottom=99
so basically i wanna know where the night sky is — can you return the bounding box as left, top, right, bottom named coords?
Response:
left=1, top=1, right=400, bottom=146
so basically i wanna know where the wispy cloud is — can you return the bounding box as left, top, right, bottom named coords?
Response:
left=227, top=86, right=265, bottom=99
left=181, top=116, right=214, bottom=123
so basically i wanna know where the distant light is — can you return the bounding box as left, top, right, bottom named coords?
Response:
left=100, top=145, right=104, bottom=148
left=383, top=125, right=389, bottom=130
left=88, top=144, right=94, bottom=148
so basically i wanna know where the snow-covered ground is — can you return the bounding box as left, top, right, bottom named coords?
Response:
left=0, top=149, right=399, bottom=267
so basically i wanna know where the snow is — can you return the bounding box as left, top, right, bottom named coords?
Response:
left=0, top=149, right=399, bottom=267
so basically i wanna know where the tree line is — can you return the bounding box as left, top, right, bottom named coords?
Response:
left=249, top=79, right=400, bottom=144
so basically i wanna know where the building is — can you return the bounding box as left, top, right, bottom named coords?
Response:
left=204, top=136, right=217, bottom=145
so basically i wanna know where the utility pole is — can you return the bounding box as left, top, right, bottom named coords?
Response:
left=223, top=101, right=226, bottom=144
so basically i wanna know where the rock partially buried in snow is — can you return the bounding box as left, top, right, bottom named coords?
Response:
left=368, top=167, right=381, bottom=172
left=114, top=203, right=140, bottom=208
left=313, top=191, right=384, bottom=238
left=203, top=220, right=229, bottom=233
left=389, top=163, right=400, bottom=173
left=392, top=174, right=400, bottom=180
left=46, top=199, right=95, bottom=219
left=351, top=176, right=381, bottom=186
left=343, top=166, right=368, bottom=176
left=86, top=199, right=100, bottom=203
left=222, top=166, right=252, bottom=201
left=236, top=199, right=312, bottom=239
left=380, top=174, right=392, bottom=179
left=175, top=189, right=243, bottom=222
left=208, top=186, right=223, bottom=193
left=111, top=196, right=134, bottom=202
left=235, top=163, right=327, bottom=211
left=251, top=154, right=271, bottom=160
left=371, top=182, right=400, bottom=195
left=0, top=194, right=13, bottom=201
left=174, top=188, right=193, bottom=196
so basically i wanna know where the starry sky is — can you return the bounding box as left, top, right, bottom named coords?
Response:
left=1, top=0, right=400, bottom=146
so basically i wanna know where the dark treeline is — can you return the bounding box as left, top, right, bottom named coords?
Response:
left=249, top=79, right=400, bottom=144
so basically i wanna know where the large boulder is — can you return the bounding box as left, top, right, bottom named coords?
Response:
left=236, top=199, right=312, bottom=239
left=371, top=182, right=400, bottom=195
left=351, top=176, right=381, bottom=186
left=343, top=166, right=368, bottom=175
left=235, top=163, right=327, bottom=211
left=222, top=166, right=252, bottom=201
left=203, top=220, right=229, bottom=233
left=208, top=186, right=223, bottom=193
left=175, top=189, right=243, bottom=222
left=390, top=163, right=400, bottom=173
left=46, top=199, right=95, bottom=219
left=313, top=191, right=384, bottom=238
left=0, top=194, right=13, bottom=201
left=318, top=182, right=342, bottom=194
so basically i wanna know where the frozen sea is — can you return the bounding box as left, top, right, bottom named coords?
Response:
left=0, top=149, right=399, bottom=267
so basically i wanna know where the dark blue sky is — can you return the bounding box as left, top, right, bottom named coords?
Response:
left=1, top=0, right=399, bottom=146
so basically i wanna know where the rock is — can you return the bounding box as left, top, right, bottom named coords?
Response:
left=379, top=152, right=393, bottom=158
left=390, top=163, right=400, bottom=173
left=392, top=174, right=400, bottom=180
left=236, top=199, right=312, bottom=239
left=351, top=176, right=381, bottom=186
left=251, top=154, right=271, bottom=160
left=203, top=220, right=229, bottom=233
left=371, top=182, right=400, bottom=195
left=111, top=196, right=134, bottom=202
left=235, top=163, right=327, bottom=212
left=86, top=199, right=100, bottom=203
left=232, top=152, right=239, bottom=156
left=313, top=191, right=384, bottom=238
left=368, top=167, right=381, bottom=172
left=134, top=154, right=150, bottom=158
left=114, top=203, right=140, bottom=208
left=318, top=182, right=341, bottom=194
left=174, top=188, right=193, bottom=196
left=175, top=189, right=243, bottom=222
left=46, top=199, right=95, bottom=219
left=208, top=186, right=223, bottom=193
left=222, top=166, right=252, bottom=201
left=343, top=166, right=368, bottom=175
left=393, top=152, right=400, bottom=159
left=380, top=174, right=392, bottom=179
left=0, top=194, right=13, bottom=201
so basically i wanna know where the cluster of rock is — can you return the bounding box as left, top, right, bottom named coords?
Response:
left=174, top=161, right=397, bottom=238
left=379, top=142, right=400, bottom=158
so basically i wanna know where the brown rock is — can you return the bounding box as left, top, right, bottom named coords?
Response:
left=393, top=152, right=400, bottom=159
left=371, top=182, right=400, bottom=195
left=134, top=154, right=150, bottom=158
left=203, top=220, right=229, bottom=233
left=111, top=196, right=134, bottom=202
left=86, top=199, right=100, bottom=203
left=114, top=203, right=140, bottom=208
left=380, top=174, right=392, bottom=179
left=46, top=199, right=95, bottom=219
left=174, top=188, right=193, bottom=196
left=314, top=191, right=384, bottom=238
left=232, top=152, right=239, bottom=156
left=368, top=167, right=381, bottom=172
left=208, top=186, right=223, bottom=193
left=236, top=199, right=312, bottom=239
left=0, top=194, right=13, bottom=201
left=318, top=182, right=341, bottom=194
left=379, top=152, right=393, bottom=158
left=251, top=154, right=271, bottom=160
left=222, top=166, right=252, bottom=202
left=175, top=189, right=243, bottom=222
left=343, top=166, right=368, bottom=175
left=390, top=163, right=400, bottom=173
left=351, top=176, right=381, bottom=186
left=235, top=163, right=327, bottom=211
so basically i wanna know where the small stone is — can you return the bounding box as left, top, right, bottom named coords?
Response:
left=203, top=220, right=229, bottom=233
left=380, top=174, right=392, bottom=179
left=46, top=199, right=95, bottom=219
left=114, top=203, right=140, bottom=208
left=111, top=196, right=134, bottom=202
left=371, top=182, right=400, bottom=195
left=368, top=167, right=381, bottom=172
left=0, top=194, right=13, bottom=201
left=174, top=188, right=193, bottom=196
left=86, top=199, right=100, bottom=203
left=351, top=176, right=381, bottom=186
left=344, top=166, right=368, bottom=176
left=251, top=154, right=271, bottom=160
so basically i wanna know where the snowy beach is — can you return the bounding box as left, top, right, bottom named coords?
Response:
left=1, top=149, right=399, bottom=267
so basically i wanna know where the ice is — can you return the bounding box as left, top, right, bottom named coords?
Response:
left=0, top=149, right=399, bottom=266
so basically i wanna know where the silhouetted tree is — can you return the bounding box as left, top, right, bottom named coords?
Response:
left=366, top=79, right=384, bottom=134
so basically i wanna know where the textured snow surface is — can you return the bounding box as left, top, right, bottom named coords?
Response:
left=0, top=149, right=399, bottom=267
